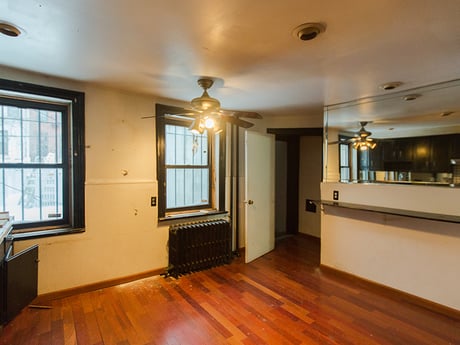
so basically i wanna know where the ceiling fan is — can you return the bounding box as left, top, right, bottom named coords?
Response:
left=169, top=78, right=262, bottom=133
left=329, top=121, right=377, bottom=150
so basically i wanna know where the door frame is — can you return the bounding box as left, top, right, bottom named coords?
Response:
left=267, top=128, right=323, bottom=235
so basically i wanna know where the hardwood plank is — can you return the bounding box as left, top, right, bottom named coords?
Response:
left=1, top=235, right=459, bottom=345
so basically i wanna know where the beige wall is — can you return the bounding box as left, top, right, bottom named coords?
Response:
left=3, top=67, right=174, bottom=294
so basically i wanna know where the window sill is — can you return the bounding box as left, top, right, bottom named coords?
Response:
left=11, top=226, right=85, bottom=240
left=159, top=210, right=228, bottom=222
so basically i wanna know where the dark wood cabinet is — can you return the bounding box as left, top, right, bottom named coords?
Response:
left=372, top=134, right=457, bottom=173
left=413, top=135, right=454, bottom=172
left=413, top=137, right=432, bottom=172
left=452, top=134, right=460, bottom=158
left=381, top=139, right=413, bottom=171
left=369, top=140, right=383, bottom=170
left=430, top=136, right=452, bottom=172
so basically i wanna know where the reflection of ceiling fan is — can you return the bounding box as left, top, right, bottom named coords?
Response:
left=352, top=121, right=376, bottom=150
left=329, top=121, right=377, bottom=150
left=171, top=78, right=262, bottom=134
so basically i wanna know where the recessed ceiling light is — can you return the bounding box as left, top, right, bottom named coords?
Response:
left=292, top=23, right=326, bottom=41
left=403, top=94, right=421, bottom=101
left=379, top=82, right=403, bottom=91
left=0, top=22, right=21, bottom=37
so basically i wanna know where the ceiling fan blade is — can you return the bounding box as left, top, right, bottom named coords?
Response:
left=165, top=110, right=197, bottom=116
left=164, top=113, right=196, bottom=122
left=219, top=109, right=262, bottom=119
left=222, top=116, right=254, bottom=128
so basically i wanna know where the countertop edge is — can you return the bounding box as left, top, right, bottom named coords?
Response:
left=321, top=201, right=460, bottom=223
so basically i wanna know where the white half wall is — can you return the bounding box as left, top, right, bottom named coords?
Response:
left=321, top=205, right=460, bottom=310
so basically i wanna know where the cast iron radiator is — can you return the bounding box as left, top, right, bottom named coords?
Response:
left=166, top=219, right=232, bottom=278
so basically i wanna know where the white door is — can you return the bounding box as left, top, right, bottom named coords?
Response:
left=245, top=131, right=275, bottom=263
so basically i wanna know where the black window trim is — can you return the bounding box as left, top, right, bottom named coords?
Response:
left=0, top=78, right=85, bottom=238
left=156, top=103, right=226, bottom=220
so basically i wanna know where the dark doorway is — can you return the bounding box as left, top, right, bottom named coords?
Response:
left=268, top=128, right=323, bottom=239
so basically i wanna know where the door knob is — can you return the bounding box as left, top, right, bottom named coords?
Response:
left=246, top=200, right=254, bottom=205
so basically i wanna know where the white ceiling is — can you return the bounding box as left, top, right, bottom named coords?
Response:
left=1, top=0, right=460, bottom=120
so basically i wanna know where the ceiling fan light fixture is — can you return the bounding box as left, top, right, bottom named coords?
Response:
left=204, top=116, right=215, bottom=129
left=352, top=140, right=376, bottom=150
left=191, top=78, right=221, bottom=112
left=191, top=91, right=221, bottom=112
left=213, top=122, right=223, bottom=134
left=189, top=119, right=205, bottom=135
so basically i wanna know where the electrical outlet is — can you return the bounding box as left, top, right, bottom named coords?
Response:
left=151, top=196, right=157, bottom=207
left=333, top=190, right=339, bottom=201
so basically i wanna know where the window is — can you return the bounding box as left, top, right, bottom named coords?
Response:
left=156, top=104, right=225, bottom=219
left=339, top=135, right=358, bottom=182
left=165, top=123, right=210, bottom=209
left=0, top=78, right=85, bottom=236
left=339, top=142, right=350, bottom=182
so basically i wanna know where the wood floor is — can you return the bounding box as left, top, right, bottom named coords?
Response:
left=1, top=235, right=459, bottom=345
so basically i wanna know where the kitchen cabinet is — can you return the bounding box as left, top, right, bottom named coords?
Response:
left=413, top=137, right=432, bottom=172
left=413, top=135, right=454, bottom=172
left=452, top=134, right=460, bottom=158
left=369, top=140, right=383, bottom=170
left=430, top=136, right=452, bottom=172
left=382, top=139, right=413, bottom=171
left=376, top=134, right=457, bottom=173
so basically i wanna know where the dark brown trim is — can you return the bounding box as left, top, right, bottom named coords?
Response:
left=320, top=264, right=460, bottom=320
left=32, top=268, right=166, bottom=305
left=286, top=136, right=299, bottom=234
left=267, top=127, right=323, bottom=137
left=0, top=78, right=85, bottom=232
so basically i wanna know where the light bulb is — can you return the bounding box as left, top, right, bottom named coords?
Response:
left=204, top=117, right=215, bottom=129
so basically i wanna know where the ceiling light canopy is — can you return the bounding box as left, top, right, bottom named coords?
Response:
left=379, top=81, right=403, bottom=91
left=0, top=22, right=21, bottom=37
left=293, top=22, right=326, bottom=41
left=403, top=94, right=421, bottom=101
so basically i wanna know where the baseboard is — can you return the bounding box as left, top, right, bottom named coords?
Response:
left=32, top=267, right=166, bottom=305
left=320, top=264, right=460, bottom=321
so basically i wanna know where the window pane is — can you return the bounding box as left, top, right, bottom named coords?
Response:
left=1, top=168, right=63, bottom=223
left=41, top=168, right=63, bottom=220
left=165, top=125, right=176, bottom=165
left=165, top=124, right=208, bottom=167
left=166, top=168, right=209, bottom=209
left=23, top=168, right=40, bottom=221
left=23, top=109, right=40, bottom=163
left=3, top=168, right=23, bottom=221
left=40, top=110, right=62, bottom=164
left=4, top=117, right=21, bottom=163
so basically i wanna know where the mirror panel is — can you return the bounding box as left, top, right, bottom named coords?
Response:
left=324, top=79, right=460, bottom=185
